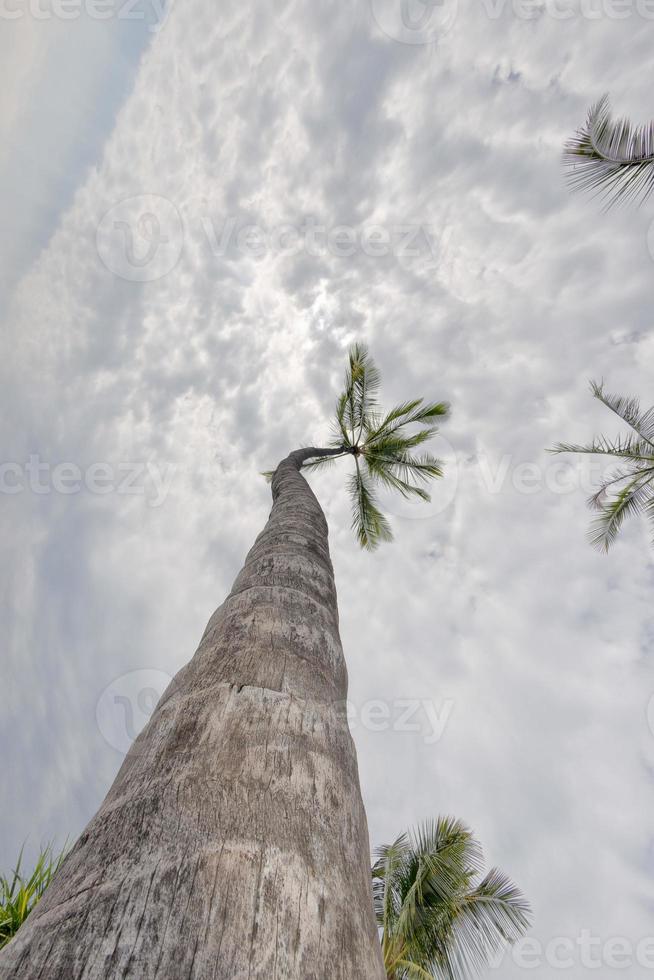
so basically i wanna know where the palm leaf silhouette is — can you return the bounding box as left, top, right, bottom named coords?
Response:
left=563, top=94, right=654, bottom=208
left=551, top=381, right=654, bottom=551
left=296, top=343, right=449, bottom=550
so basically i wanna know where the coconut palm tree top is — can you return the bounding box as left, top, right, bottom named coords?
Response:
left=269, top=343, right=450, bottom=550
left=551, top=380, right=654, bottom=551
left=563, top=94, right=654, bottom=208
left=373, top=817, right=532, bottom=980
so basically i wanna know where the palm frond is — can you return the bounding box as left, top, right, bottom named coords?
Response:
left=645, top=493, right=654, bottom=547
left=364, top=452, right=432, bottom=501
left=399, top=452, right=444, bottom=480
left=590, top=380, right=654, bottom=448
left=461, top=867, right=532, bottom=942
left=563, top=94, right=654, bottom=208
left=413, top=817, right=483, bottom=877
left=373, top=818, right=531, bottom=980
left=440, top=869, right=531, bottom=980
left=392, top=819, right=480, bottom=957
left=373, top=833, right=413, bottom=961
left=394, top=961, right=435, bottom=980
left=341, top=342, right=382, bottom=442
left=587, top=477, right=652, bottom=552
left=366, top=400, right=450, bottom=444
left=365, top=399, right=424, bottom=437
left=352, top=344, right=382, bottom=441
left=370, top=429, right=439, bottom=456
left=334, top=392, right=354, bottom=448
left=348, top=460, right=393, bottom=551
left=553, top=380, right=654, bottom=551
left=382, top=452, right=445, bottom=487
left=301, top=452, right=349, bottom=473
left=587, top=463, right=654, bottom=503
left=550, top=435, right=654, bottom=461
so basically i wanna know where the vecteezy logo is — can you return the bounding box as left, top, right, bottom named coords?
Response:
left=96, top=668, right=173, bottom=754
left=370, top=0, right=458, bottom=43
left=96, top=194, right=183, bottom=282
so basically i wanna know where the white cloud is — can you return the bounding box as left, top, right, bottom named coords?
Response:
left=2, top=0, right=654, bottom=974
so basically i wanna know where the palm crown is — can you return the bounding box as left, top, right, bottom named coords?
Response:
left=551, top=380, right=654, bottom=551
left=301, top=343, right=450, bottom=550
left=563, top=94, right=654, bottom=208
left=372, top=817, right=531, bottom=980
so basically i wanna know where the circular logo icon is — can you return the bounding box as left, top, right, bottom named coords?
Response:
left=646, top=219, right=654, bottom=267
left=646, top=693, right=654, bottom=738
left=377, top=433, right=459, bottom=522
left=96, top=668, right=173, bottom=754
left=96, top=195, right=183, bottom=282
left=370, top=0, right=458, bottom=44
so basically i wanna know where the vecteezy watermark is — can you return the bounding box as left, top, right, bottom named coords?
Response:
left=96, top=195, right=184, bottom=283
left=96, top=669, right=173, bottom=754
left=0, top=456, right=175, bottom=507
left=480, top=0, right=654, bottom=18
left=369, top=0, right=654, bottom=41
left=200, top=216, right=436, bottom=261
left=95, top=194, right=436, bottom=281
left=346, top=697, right=454, bottom=744
left=380, top=441, right=617, bottom=524
left=488, top=931, right=654, bottom=970
left=474, top=453, right=612, bottom=497
left=0, top=0, right=172, bottom=30
left=370, top=0, right=459, bottom=43
left=96, top=671, right=455, bottom=754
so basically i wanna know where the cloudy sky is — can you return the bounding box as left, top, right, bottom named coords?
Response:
left=3, top=0, right=654, bottom=974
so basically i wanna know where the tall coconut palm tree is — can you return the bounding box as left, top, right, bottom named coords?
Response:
left=0, top=344, right=449, bottom=979
left=563, top=94, right=654, bottom=208
left=551, top=380, right=654, bottom=552
left=373, top=817, right=531, bottom=980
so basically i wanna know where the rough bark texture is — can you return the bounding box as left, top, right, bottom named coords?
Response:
left=0, top=449, right=386, bottom=980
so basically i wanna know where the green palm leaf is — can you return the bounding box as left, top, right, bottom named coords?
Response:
left=340, top=342, right=382, bottom=443
left=442, top=868, right=532, bottom=979
left=348, top=460, right=394, bottom=550
left=366, top=400, right=449, bottom=444
left=589, top=381, right=654, bottom=447
left=279, top=343, right=449, bottom=549
left=587, top=479, right=653, bottom=553
left=551, top=380, right=654, bottom=551
left=552, top=437, right=652, bottom=460
left=564, top=94, right=654, bottom=208
left=373, top=818, right=531, bottom=980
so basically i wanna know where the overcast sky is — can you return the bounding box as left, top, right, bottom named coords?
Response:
left=3, top=0, right=654, bottom=975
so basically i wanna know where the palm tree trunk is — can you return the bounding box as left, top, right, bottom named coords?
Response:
left=0, top=448, right=385, bottom=980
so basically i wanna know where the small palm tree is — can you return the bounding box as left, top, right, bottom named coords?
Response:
left=285, top=343, right=450, bottom=549
left=551, top=381, right=654, bottom=552
left=372, top=817, right=531, bottom=980
left=0, top=846, right=67, bottom=950
left=563, top=94, right=654, bottom=208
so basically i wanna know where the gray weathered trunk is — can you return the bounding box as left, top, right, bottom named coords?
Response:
left=0, top=449, right=385, bottom=980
